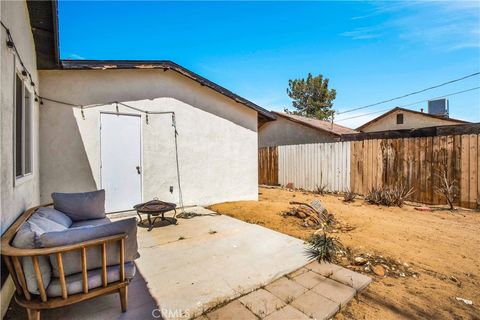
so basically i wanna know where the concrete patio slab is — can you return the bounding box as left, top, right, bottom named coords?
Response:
left=263, top=304, right=310, bottom=320
left=290, top=290, right=340, bottom=320
left=206, top=300, right=256, bottom=320
left=238, top=288, right=285, bottom=318
left=311, top=278, right=356, bottom=307
left=264, top=276, right=308, bottom=301
left=6, top=207, right=372, bottom=320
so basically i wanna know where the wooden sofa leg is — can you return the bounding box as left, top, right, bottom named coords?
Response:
left=119, top=286, right=128, bottom=312
left=26, top=308, right=40, bottom=320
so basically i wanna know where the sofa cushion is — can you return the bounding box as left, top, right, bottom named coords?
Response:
left=52, top=190, right=106, bottom=221
left=35, top=207, right=73, bottom=228
left=11, top=211, right=69, bottom=295
left=70, top=217, right=111, bottom=228
left=46, top=262, right=135, bottom=297
left=37, top=218, right=139, bottom=277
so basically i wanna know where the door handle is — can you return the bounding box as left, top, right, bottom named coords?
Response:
left=136, top=166, right=141, bottom=174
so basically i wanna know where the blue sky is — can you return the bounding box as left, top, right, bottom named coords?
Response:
left=58, top=1, right=480, bottom=128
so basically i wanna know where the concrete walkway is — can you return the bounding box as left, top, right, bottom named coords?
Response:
left=5, top=207, right=370, bottom=320
left=204, top=261, right=371, bottom=320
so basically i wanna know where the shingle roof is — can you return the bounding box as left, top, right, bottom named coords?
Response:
left=273, top=112, right=358, bottom=136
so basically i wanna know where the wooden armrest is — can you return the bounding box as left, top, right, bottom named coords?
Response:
left=1, top=233, right=128, bottom=257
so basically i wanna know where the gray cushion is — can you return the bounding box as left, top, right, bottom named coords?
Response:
left=46, top=262, right=136, bottom=297
left=35, top=207, right=73, bottom=228
left=37, top=218, right=139, bottom=277
left=11, top=212, right=69, bottom=295
left=70, top=217, right=111, bottom=228
left=52, top=190, right=106, bottom=221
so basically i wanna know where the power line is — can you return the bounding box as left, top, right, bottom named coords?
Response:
left=335, top=86, right=480, bottom=122
left=337, top=72, right=480, bottom=115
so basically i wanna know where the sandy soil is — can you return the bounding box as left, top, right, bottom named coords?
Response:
left=208, top=187, right=480, bottom=319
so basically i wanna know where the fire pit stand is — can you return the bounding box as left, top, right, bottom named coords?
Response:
left=134, top=200, right=177, bottom=231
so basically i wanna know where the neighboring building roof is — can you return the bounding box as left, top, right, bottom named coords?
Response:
left=273, top=112, right=358, bottom=136
left=357, top=107, right=469, bottom=131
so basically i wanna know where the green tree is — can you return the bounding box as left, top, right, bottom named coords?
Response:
left=285, top=73, right=337, bottom=120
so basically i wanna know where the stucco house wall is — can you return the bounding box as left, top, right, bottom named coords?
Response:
left=0, top=1, right=41, bottom=316
left=360, top=109, right=465, bottom=132
left=0, top=1, right=40, bottom=236
left=39, top=69, right=259, bottom=207
left=259, top=116, right=338, bottom=147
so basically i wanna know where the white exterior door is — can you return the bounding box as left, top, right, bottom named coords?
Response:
left=101, top=113, right=142, bottom=212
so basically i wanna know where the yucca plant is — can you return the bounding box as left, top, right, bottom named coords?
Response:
left=305, top=232, right=345, bottom=263
left=315, top=184, right=328, bottom=195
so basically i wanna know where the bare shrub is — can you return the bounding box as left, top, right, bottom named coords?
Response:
left=434, top=169, right=457, bottom=211
left=343, top=190, right=357, bottom=203
left=365, top=184, right=413, bottom=207
left=314, top=184, right=328, bottom=195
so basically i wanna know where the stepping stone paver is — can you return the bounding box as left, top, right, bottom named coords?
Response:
left=207, top=300, right=257, bottom=320
left=288, top=267, right=309, bottom=278
left=263, top=304, right=310, bottom=320
left=311, top=277, right=356, bottom=307
left=291, top=290, right=340, bottom=320
left=238, top=288, right=286, bottom=318
left=306, top=261, right=343, bottom=277
left=330, top=267, right=372, bottom=290
left=292, top=270, right=326, bottom=289
left=265, top=277, right=308, bottom=301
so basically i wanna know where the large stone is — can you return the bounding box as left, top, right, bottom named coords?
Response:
left=207, top=300, right=257, bottom=320
left=265, top=277, right=308, bottom=302
left=291, top=290, right=340, bottom=320
left=238, top=289, right=286, bottom=318
left=311, top=278, right=356, bottom=307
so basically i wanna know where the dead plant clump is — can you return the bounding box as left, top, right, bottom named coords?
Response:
left=365, top=185, right=414, bottom=207
left=343, top=190, right=357, bottom=203
left=434, top=169, right=457, bottom=211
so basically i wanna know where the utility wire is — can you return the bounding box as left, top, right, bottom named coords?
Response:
left=337, top=72, right=480, bottom=115
left=335, top=86, right=480, bottom=122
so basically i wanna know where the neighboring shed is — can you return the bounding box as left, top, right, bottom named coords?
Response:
left=357, top=107, right=469, bottom=133
left=258, top=111, right=357, bottom=147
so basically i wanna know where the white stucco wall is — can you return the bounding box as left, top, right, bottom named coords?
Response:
left=0, top=1, right=40, bottom=317
left=0, top=1, right=40, bottom=234
left=258, top=116, right=338, bottom=147
left=360, top=110, right=464, bottom=132
left=39, top=69, right=258, bottom=208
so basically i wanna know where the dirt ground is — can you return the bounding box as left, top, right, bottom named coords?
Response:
left=208, top=187, right=480, bottom=320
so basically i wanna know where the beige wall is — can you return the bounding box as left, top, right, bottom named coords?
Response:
left=361, top=110, right=463, bottom=132
left=39, top=69, right=259, bottom=207
left=259, top=116, right=338, bottom=147
left=0, top=1, right=40, bottom=317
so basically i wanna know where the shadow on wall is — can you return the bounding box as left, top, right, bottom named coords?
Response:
left=39, top=103, right=97, bottom=203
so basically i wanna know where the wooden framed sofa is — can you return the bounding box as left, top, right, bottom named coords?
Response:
left=0, top=190, right=139, bottom=320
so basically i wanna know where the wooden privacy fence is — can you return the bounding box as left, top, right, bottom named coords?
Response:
left=258, top=147, right=278, bottom=185
left=259, top=133, right=480, bottom=209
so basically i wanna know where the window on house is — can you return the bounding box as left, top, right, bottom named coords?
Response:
left=14, top=73, right=33, bottom=179
left=396, top=113, right=404, bottom=125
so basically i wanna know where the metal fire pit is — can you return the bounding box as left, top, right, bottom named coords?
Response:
left=134, top=200, right=177, bottom=231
